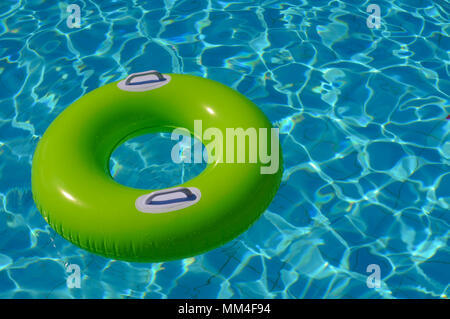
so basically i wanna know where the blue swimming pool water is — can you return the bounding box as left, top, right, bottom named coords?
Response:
left=0, top=0, right=449, bottom=299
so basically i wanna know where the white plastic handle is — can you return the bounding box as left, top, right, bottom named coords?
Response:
left=117, top=70, right=171, bottom=92
left=135, top=187, right=201, bottom=213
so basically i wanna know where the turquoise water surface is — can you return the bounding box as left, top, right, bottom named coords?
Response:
left=0, top=0, right=449, bottom=298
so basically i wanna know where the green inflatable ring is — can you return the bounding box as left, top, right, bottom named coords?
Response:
left=32, top=71, right=282, bottom=262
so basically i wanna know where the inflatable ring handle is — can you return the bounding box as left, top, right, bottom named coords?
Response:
left=125, top=71, right=166, bottom=86
left=135, top=187, right=202, bottom=214
left=145, top=187, right=196, bottom=205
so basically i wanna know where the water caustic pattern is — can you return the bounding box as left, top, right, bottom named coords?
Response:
left=0, top=0, right=449, bottom=298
